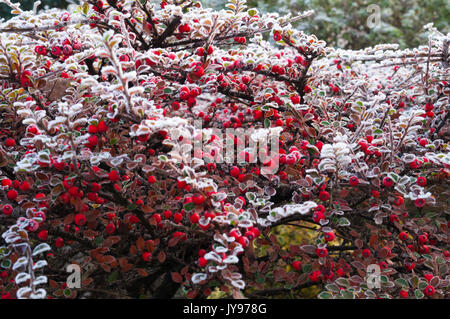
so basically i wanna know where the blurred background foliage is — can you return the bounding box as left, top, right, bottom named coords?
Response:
left=204, top=0, right=450, bottom=49
left=0, top=0, right=71, bottom=18
left=0, top=0, right=448, bottom=49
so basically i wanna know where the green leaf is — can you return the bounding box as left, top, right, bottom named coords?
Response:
left=337, top=217, right=350, bottom=226
left=302, top=263, right=312, bottom=273
left=248, top=9, right=257, bottom=16
left=335, top=277, right=350, bottom=288
left=108, top=271, right=119, bottom=283
left=1, top=259, right=11, bottom=269
left=318, top=291, right=332, bottom=299
left=95, top=236, right=104, bottom=246
left=184, top=202, right=195, bottom=212
left=63, top=288, right=72, bottom=297
left=418, top=280, right=428, bottom=290
left=395, top=278, right=409, bottom=288
left=325, top=284, right=340, bottom=293
left=255, top=272, right=265, bottom=284
left=415, top=289, right=424, bottom=299
left=373, top=128, right=383, bottom=134
left=246, top=192, right=256, bottom=201
left=32, top=243, right=51, bottom=256
left=340, top=290, right=354, bottom=299
left=264, top=119, right=271, bottom=128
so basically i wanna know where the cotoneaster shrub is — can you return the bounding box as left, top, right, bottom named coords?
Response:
left=0, top=0, right=449, bottom=299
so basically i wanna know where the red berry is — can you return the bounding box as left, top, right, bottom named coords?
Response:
left=382, top=177, right=394, bottom=187
left=192, top=194, right=205, bottom=205
left=55, top=237, right=64, bottom=248
left=7, top=189, right=18, bottom=201
left=5, top=138, right=15, bottom=147
left=173, top=212, right=183, bottom=223
left=74, top=214, right=86, bottom=226
left=316, top=247, right=327, bottom=257
left=362, top=248, right=371, bottom=258
left=63, top=44, right=73, bottom=56
left=19, top=181, right=30, bottom=191
left=399, top=232, right=408, bottom=241
left=87, top=125, right=98, bottom=134
left=198, top=257, right=208, bottom=267
left=349, top=176, right=359, bottom=187
left=292, top=260, right=302, bottom=271
left=313, top=210, right=325, bottom=223
left=319, top=191, right=329, bottom=201
left=38, top=230, right=48, bottom=240
left=1, top=179, right=12, bottom=187
left=416, top=176, right=427, bottom=187
left=290, top=95, right=300, bottom=104
left=230, top=166, right=240, bottom=178
left=423, top=285, right=435, bottom=297
left=414, top=198, right=426, bottom=208
left=324, top=232, right=335, bottom=242
left=2, top=204, right=13, bottom=216
left=142, top=252, right=152, bottom=261
left=190, top=213, right=200, bottom=224
left=393, top=196, right=404, bottom=206
left=108, top=170, right=120, bottom=182
left=105, top=223, right=115, bottom=234
left=88, top=135, right=98, bottom=147
left=419, top=138, right=428, bottom=147
left=148, top=175, right=156, bottom=184
left=97, top=121, right=108, bottom=133
left=418, top=234, right=428, bottom=244
left=400, top=290, right=408, bottom=298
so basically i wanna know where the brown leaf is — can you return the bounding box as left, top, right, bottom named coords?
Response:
left=64, top=213, right=74, bottom=225
left=180, top=265, right=189, bottom=276
left=129, top=245, right=137, bottom=256
left=136, top=237, right=145, bottom=252
left=157, top=251, right=166, bottom=263
left=168, top=236, right=181, bottom=247
left=232, top=289, right=245, bottom=299
left=355, top=239, right=363, bottom=249
left=186, top=289, right=198, bottom=299
left=102, top=255, right=116, bottom=264
left=82, top=277, right=93, bottom=286
left=369, top=234, right=378, bottom=246
left=49, top=279, right=59, bottom=288
left=141, top=205, right=154, bottom=213
left=100, top=263, right=111, bottom=272
left=136, top=268, right=148, bottom=277
left=171, top=272, right=183, bottom=283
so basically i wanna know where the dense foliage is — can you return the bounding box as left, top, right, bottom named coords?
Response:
left=205, top=0, right=450, bottom=49
left=0, top=0, right=449, bottom=299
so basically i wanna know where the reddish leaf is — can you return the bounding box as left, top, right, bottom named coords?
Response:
left=136, top=268, right=148, bottom=277
left=180, top=265, right=189, bottom=276
left=171, top=272, right=183, bottom=283
left=168, top=236, right=181, bottom=247
left=64, top=213, right=74, bottom=225
left=186, top=289, right=198, bottom=299
left=157, top=251, right=166, bottom=263
left=136, top=237, right=145, bottom=252
left=82, top=277, right=93, bottom=286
